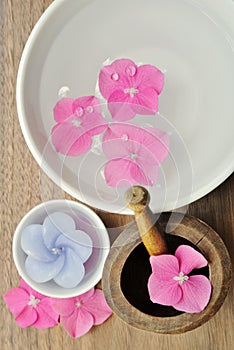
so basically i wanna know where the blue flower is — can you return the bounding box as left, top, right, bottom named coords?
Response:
left=21, top=212, right=93, bottom=288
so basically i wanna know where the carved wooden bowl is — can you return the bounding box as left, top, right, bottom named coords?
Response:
left=102, top=213, right=232, bottom=334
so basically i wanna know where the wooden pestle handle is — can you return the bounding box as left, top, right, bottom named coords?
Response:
left=125, top=186, right=167, bottom=256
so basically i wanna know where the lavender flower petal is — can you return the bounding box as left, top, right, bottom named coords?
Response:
left=25, top=254, right=65, bottom=283
left=21, top=225, right=55, bottom=262
left=43, top=212, right=76, bottom=249
left=53, top=248, right=85, bottom=288
left=55, top=230, right=93, bottom=263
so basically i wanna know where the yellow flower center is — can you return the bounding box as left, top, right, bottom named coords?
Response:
left=76, top=301, right=82, bottom=308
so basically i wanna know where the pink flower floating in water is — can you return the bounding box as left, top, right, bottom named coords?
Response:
left=99, top=58, right=164, bottom=121
left=51, top=287, right=112, bottom=338
left=4, top=279, right=59, bottom=328
left=148, top=245, right=212, bottom=313
left=51, top=96, right=107, bottom=156
left=102, top=123, right=169, bottom=187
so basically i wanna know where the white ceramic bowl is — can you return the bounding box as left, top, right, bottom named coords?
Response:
left=12, top=200, right=110, bottom=298
left=16, top=0, right=234, bottom=214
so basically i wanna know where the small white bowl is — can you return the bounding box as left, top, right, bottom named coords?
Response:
left=13, top=200, right=110, bottom=298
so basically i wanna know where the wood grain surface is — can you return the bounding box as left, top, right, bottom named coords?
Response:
left=0, top=1, right=233, bottom=349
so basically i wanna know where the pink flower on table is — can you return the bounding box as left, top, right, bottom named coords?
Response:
left=4, top=279, right=59, bottom=328
left=102, top=123, right=169, bottom=187
left=51, top=96, right=107, bottom=156
left=51, top=288, right=112, bottom=338
left=98, top=58, right=164, bottom=121
left=148, top=245, right=212, bottom=313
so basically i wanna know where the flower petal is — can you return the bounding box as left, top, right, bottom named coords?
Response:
left=108, top=90, right=136, bottom=121
left=55, top=232, right=92, bottom=263
left=102, top=126, right=130, bottom=159
left=149, top=254, right=187, bottom=305
left=25, top=254, right=65, bottom=283
left=148, top=254, right=182, bottom=305
left=102, top=123, right=169, bottom=163
left=136, top=158, right=159, bottom=186
left=76, top=288, right=95, bottom=303
left=83, top=289, right=112, bottom=325
left=43, top=212, right=76, bottom=249
left=61, top=308, right=94, bottom=338
left=130, top=160, right=157, bottom=186
left=148, top=274, right=182, bottom=306
left=175, top=245, right=208, bottom=275
left=33, top=298, right=59, bottom=328
left=32, top=311, right=58, bottom=329
left=133, top=64, right=164, bottom=94
left=99, top=58, right=136, bottom=99
left=82, top=112, right=107, bottom=136
left=127, top=126, right=169, bottom=164
left=53, top=248, right=85, bottom=288
left=21, top=224, right=55, bottom=262
left=133, top=87, right=158, bottom=115
left=4, top=288, right=29, bottom=314
left=173, top=275, right=212, bottom=313
left=51, top=122, right=92, bottom=156
left=72, top=96, right=102, bottom=114
left=104, top=158, right=137, bottom=187
left=53, top=98, right=74, bottom=123
left=149, top=255, right=179, bottom=278
left=15, top=305, right=38, bottom=328
left=19, top=279, right=45, bottom=299
left=102, top=123, right=169, bottom=187
left=143, top=127, right=170, bottom=163
left=50, top=297, right=76, bottom=317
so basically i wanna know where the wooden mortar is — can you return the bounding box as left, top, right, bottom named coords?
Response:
left=102, top=187, right=232, bottom=334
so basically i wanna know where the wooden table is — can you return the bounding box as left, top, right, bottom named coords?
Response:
left=0, top=1, right=233, bottom=349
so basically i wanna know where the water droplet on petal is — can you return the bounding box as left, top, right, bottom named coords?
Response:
left=121, top=134, right=129, bottom=141
left=75, top=107, right=84, bottom=117
left=111, top=72, right=119, bottom=81
left=86, top=106, right=94, bottom=114
left=126, top=65, right=137, bottom=77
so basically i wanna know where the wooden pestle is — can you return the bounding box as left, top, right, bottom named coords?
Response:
left=125, top=186, right=167, bottom=256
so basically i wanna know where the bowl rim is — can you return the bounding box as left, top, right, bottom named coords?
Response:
left=12, top=199, right=110, bottom=298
